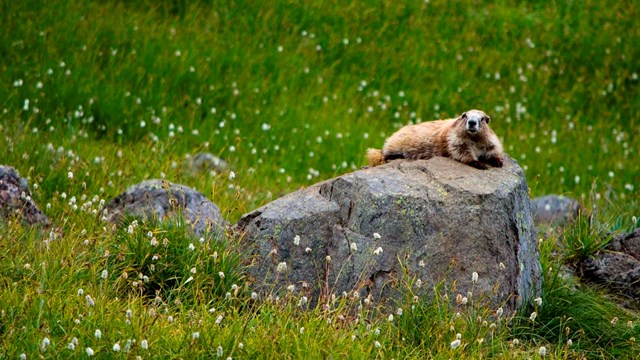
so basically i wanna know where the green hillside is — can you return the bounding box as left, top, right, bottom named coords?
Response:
left=1, top=1, right=638, bottom=358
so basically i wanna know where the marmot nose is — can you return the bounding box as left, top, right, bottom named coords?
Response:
left=468, top=120, right=478, bottom=127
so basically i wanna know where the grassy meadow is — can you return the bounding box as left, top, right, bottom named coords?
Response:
left=1, top=0, right=639, bottom=358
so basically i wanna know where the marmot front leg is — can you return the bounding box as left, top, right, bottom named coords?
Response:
left=486, top=156, right=503, bottom=168
left=457, top=152, right=489, bottom=169
left=482, top=152, right=504, bottom=168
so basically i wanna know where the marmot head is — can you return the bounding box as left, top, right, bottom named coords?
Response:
left=460, top=109, right=491, bottom=135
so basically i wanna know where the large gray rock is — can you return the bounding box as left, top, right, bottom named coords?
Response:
left=236, top=156, right=542, bottom=312
left=104, top=180, right=226, bottom=238
left=0, top=165, right=50, bottom=226
left=577, top=229, right=640, bottom=301
left=531, top=195, right=581, bottom=227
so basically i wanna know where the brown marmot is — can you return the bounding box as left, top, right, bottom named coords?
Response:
left=367, top=109, right=504, bottom=169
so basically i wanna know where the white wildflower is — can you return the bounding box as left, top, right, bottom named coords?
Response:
left=41, top=337, right=50, bottom=351
left=534, top=297, right=543, bottom=306
left=450, top=339, right=461, bottom=349
left=538, top=346, right=547, bottom=357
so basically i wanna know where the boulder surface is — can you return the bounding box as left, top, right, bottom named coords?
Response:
left=105, top=180, right=226, bottom=238
left=236, top=156, right=542, bottom=312
left=0, top=165, right=50, bottom=227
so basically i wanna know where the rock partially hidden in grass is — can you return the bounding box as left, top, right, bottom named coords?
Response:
left=531, top=195, right=581, bottom=227
left=188, top=153, right=229, bottom=175
left=236, top=156, right=542, bottom=313
left=104, top=179, right=227, bottom=238
left=577, top=229, right=640, bottom=302
left=0, top=165, right=50, bottom=227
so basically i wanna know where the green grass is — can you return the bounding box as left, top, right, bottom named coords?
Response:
left=1, top=0, right=639, bottom=358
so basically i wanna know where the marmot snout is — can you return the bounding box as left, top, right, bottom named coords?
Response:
left=366, top=109, right=504, bottom=169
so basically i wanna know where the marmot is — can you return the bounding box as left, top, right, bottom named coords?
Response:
left=367, top=109, right=504, bottom=169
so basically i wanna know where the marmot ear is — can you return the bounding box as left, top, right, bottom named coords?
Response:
left=461, top=112, right=467, bottom=119
left=484, top=115, right=491, bottom=123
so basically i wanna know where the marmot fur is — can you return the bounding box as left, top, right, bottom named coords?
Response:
left=367, top=109, right=504, bottom=169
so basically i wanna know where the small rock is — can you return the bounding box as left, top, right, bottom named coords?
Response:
left=0, top=165, right=50, bottom=226
left=531, top=195, right=581, bottom=227
left=104, top=179, right=226, bottom=238
left=609, top=229, right=640, bottom=260
left=188, top=153, right=228, bottom=175
left=577, top=229, right=640, bottom=301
